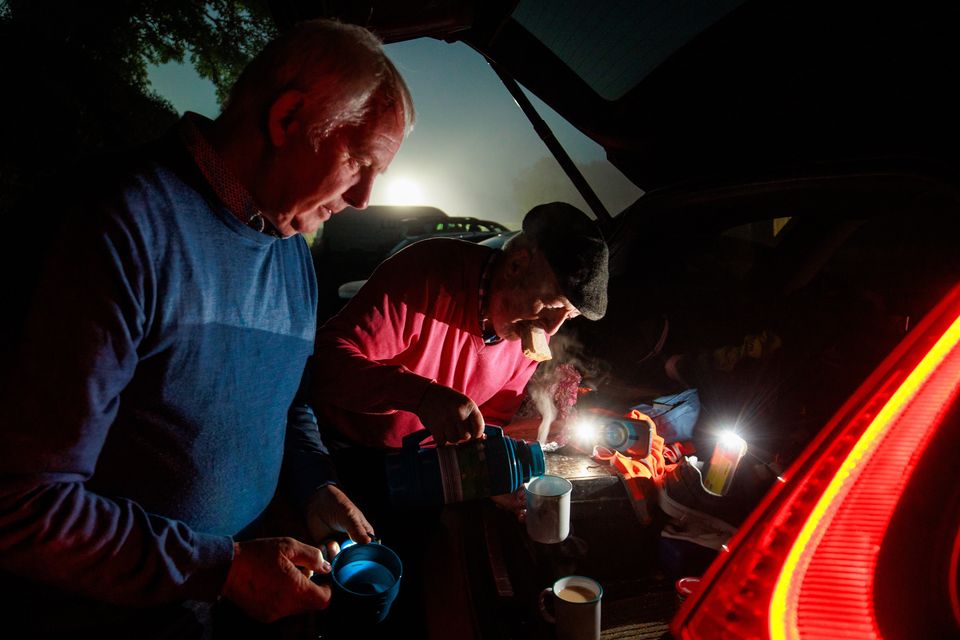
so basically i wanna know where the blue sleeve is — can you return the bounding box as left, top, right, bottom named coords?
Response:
left=282, top=363, right=340, bottom=512
left=0, top=201, right=233, bottom=605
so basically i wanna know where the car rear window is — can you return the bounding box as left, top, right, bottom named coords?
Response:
left=511, top=0, right=747, bottom=100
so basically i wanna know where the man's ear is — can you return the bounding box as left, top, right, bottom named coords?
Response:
left=507, top=248, right=531, bottom=277
left=266, top=89, right=306, bottom=147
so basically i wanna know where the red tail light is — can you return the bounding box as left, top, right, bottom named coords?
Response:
left=672, top=283, right=960, bottom=639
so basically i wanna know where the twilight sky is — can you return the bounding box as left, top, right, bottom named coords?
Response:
left=147, top=37, right=641, bottom=230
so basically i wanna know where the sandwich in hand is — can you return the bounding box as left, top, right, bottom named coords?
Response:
left=520, top=324, right=552, bottom=362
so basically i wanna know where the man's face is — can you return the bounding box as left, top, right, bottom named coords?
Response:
left=268, top=104, right=405, bottom=236
left=488, top=251, right=581, bottom=341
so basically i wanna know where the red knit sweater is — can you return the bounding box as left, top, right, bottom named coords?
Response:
left=311, top=238, right=538, bottom=448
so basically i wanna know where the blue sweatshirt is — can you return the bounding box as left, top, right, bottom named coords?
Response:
left=0, top=136, right=323, bottom=623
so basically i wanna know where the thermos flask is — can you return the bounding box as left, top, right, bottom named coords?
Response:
left=386, top=426, right=545, bottom=508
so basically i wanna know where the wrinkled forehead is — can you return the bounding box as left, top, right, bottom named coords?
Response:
left=340, top=105, right=405, bottom=156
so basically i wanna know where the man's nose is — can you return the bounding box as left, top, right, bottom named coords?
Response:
left=343, top=171, right=376, bottom=210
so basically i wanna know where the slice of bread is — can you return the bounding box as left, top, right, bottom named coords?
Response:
left=520, top=325, right=552, bottom=361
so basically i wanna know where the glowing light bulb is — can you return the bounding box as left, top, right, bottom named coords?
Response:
left=572, top=419, right=598, bottom=445
left=704, top=430, right=748, bottom=496
left=719, top=430, right=746, bottom=450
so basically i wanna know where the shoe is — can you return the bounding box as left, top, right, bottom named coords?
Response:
left=658, top=457, right=738, bottom=549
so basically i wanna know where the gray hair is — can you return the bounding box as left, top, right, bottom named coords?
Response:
left=224, top=18, right=414, bottom=140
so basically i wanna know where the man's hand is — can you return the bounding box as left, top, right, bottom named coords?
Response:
left=221, top=537, right=332, bottom=623
left=306, top=484, right=375, bottom=546
left=415, top=382, right=485, bottom=445
left=491, top=487, right=526, bottom=522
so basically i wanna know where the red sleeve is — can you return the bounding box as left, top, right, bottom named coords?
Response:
left=478, top=357, right=539, bottom=425
left=311, top=245, right=435, bottom=415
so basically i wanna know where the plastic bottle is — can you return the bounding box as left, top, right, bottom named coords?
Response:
left=386, top=426, right=545, bottom=508
left=703, top=432, right=747, bottom=496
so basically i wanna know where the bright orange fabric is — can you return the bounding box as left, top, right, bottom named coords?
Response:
left=592, top=410, right=678, bottom=524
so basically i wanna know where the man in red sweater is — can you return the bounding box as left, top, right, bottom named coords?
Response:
left=310, top=201, right=608, bottom=451
left=305, top=202, right=607, bottom=635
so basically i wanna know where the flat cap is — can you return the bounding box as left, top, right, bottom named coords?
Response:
left=522, top=202, right=609, bottom=320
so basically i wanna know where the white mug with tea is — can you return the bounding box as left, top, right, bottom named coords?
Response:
left=525, top=474, right=572, bottom=544
left=539, top=575, right=602, bottom=640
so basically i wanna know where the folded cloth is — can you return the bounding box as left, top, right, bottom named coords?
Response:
left=593, top=410, right=678, bottom=524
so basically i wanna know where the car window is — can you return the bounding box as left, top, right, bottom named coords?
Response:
left=512, top=0, right=748, bottom=100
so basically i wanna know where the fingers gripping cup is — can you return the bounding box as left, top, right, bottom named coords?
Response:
left=539, top=575, right=603, bottom=640
left=525, top=475, right=572, bottom=544
left=328, top=541, right=403, bottom=624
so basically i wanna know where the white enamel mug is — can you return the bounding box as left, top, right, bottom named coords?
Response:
left=525, top=474, right=572, bottom=544
left=539, top=575, right=603, bottom=640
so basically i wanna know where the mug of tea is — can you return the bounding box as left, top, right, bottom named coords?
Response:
left=525, top=474, right=572, bottom=544
left=322, top=540, right=403, bottom=624
left=539, top=575, right=603, bottom=640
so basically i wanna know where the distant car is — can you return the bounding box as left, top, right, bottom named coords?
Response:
left=478, top=230, right=519, bottom=250
left=337, top=221, right=514, bottom=301
left=385, top=216, right=510, bottom=256
left=314, top=205, right=453, bottom=318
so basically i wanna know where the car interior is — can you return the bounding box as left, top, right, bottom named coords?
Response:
left=580, top=169, right=960, bottom=468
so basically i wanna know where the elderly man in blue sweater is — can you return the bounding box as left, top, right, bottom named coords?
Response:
left=0, top=19, right=413, bottom=637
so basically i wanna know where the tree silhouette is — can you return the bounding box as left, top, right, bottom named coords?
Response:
left=2, top=0, right=275, bottom=102
left=0, top=0, right=277, bottom=363
left=0, top=0, right=276, bottom=212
